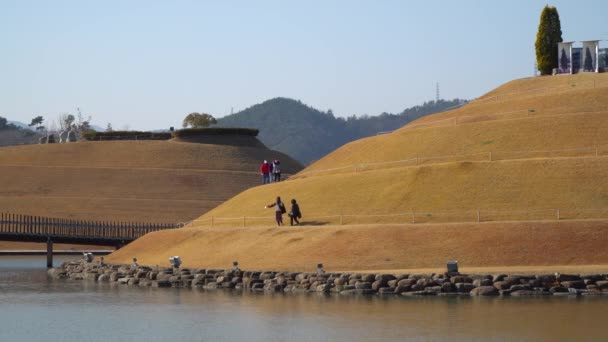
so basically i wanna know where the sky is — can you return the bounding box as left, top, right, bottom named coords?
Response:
left=1, top=0, right=607, bottom=131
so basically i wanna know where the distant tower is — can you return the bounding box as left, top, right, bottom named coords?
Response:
left=435, top=83, right=440, bottom=102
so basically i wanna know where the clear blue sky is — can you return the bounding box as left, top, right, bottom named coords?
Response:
left=1, top=0, right=607, bottom=130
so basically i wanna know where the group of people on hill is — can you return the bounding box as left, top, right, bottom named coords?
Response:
left=265, top=196, right=302, bottom=226
left=259, top=159, right=281, bottom=184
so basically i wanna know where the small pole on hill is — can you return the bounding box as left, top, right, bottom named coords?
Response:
left=556, top=209, right=560, bottom=220
left=211, top=216, right=214, bottom=227
left=411, top=210, right=415, bottom=224
left=488, top=151, right=492, bottom=161
left=242, top=216, right=245, bottom=227
left=477, top=210, right=480, bottom=223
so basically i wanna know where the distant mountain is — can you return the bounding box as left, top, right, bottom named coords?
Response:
left=216, top=97, right=466, bottom=164
left=8, top=120, right=33, bottom=130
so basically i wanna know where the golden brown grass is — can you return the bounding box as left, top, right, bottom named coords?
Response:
left=112, top=73, right=608, bottom=270
left=0, top=138, right=302, bottom=249
left=107, top=220, right=608, bottom=272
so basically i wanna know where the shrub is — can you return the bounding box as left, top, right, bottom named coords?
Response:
left=83, top=131, right=172, bottom=141
left=172, top=127, right=259, bottom=138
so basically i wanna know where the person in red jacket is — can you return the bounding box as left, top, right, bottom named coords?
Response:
left=260, top=160, right=271, bottom=184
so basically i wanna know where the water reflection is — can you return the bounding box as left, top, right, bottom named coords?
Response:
left=0, top=256, right=605, bottom=341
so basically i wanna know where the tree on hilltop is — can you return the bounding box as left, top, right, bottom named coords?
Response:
left=535, top=5, right=563, bottom=75
left=28, top=116, right=45, bottom=132
left=182, top=112, right=217, bottom=128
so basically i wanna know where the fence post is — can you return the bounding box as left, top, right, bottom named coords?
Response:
left=556, top=209, right=560, bottom=220
left=339, top=214, right=343, bottom=225
left=488, top=151, right=492, bottom=161
left=477, top=210, right=480, bottom=223
left=242, top=216, right=245, bottom=227
left=412, top=210, right=415, bottom=224
left=211, top=216, right=214, bottom=227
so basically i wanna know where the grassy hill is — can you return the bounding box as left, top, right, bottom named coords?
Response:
left=0, top=136, right=303, bottom=224
left=108, top=73, right=608, bottom=271
left=216, top=97, right=464, bottom=164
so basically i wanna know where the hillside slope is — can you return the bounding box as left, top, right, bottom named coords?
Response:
left=0, top=137, right=302, bottom=223
left=109, top=73, right=608, bottom=270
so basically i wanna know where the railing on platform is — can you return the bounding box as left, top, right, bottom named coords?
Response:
left=0, top=212, right=179, bottom=241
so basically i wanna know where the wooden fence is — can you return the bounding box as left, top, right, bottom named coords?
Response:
left=0, top=212, right=179, bottom=241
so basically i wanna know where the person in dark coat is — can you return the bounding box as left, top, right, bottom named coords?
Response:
left=288, top=199, right=302, bottom=226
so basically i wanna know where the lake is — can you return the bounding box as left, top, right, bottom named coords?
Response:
left=0, top=256, right=605, bottom=341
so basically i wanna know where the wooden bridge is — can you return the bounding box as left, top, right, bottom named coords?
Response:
left=0, top=212, right=180, bottom=267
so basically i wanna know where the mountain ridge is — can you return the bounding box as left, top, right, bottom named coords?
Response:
left=216, top=97, right=466, bottom=164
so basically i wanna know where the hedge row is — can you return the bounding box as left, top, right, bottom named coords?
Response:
left=83, top=131, right=172, bottom=141
left=172, top=128, right=259, bottom=138
left=83, top=128, right=259, bottom=141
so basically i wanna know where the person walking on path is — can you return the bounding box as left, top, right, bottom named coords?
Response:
left=288, top=199, right=302, bottom=226
left=260, top=160, right=271, bottom=184
left=265, top=196, right=286, bottom=226
left=268, top=161, right=274, bottom=183
left=272, top=160, right=282, bottom=182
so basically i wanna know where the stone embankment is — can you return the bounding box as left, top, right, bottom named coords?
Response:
left=48, top=261, right=608, bottom=297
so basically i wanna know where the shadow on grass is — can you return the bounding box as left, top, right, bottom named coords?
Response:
left=296, top=221, right=330, bottom=226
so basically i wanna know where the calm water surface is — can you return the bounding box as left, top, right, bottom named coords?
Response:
left=0, top=256, right=606, bottom=341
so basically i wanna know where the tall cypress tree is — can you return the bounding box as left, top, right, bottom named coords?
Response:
left=535, top=5, right=563, bottom=75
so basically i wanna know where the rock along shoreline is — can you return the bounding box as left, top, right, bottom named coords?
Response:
left=48, top=261, right=608, bottom=297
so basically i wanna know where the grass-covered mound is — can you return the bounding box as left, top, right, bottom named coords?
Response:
left=110, top=73, right=608, bottom=270
left=0, top=139, right=303, bottom=225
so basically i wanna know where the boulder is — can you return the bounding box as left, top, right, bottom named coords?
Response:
left=394, top=285, right=410, bottom=294
left=117, top=277, right=130, bottom=284
left=455, top=283, right=475, bottom=293
left=536, top=274, right=556, bottom=284
left=493, top=281, right=514, bottom=290
left=509, top=285, right=531, bottom=292
left=355, top=281, right=372, bottom=290
left=397, top=279, right=416, bottom=287
left=560, top=281, right=586, bottom=289
left=470, top=286, right=499, bottom=296
left=441, top=282, right=456, bottom=293
left=473, top=279, right=492, bottom=287
left=109, top=272, right=124, bottom=282
left=595, top=281, right=608, bottom=290
left=361, top=274, right=375, bottom=283
left=127, top=278, right=140, bottom=285
left=450, top=276, right=473, bottom=284
left=547, top=287, right=566, bottom=294
left=375, top=274, right=396, bottom=285
left=556, top=274, right=581, bottom=282
left=371, top=280, right=383, bottom=291
left=152, top=280, right=172, bottom=288
left=316, top=284, right=331, bottom=293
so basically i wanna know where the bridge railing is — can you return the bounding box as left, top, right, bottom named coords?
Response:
left=0, top=212, right=179, bottom=241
